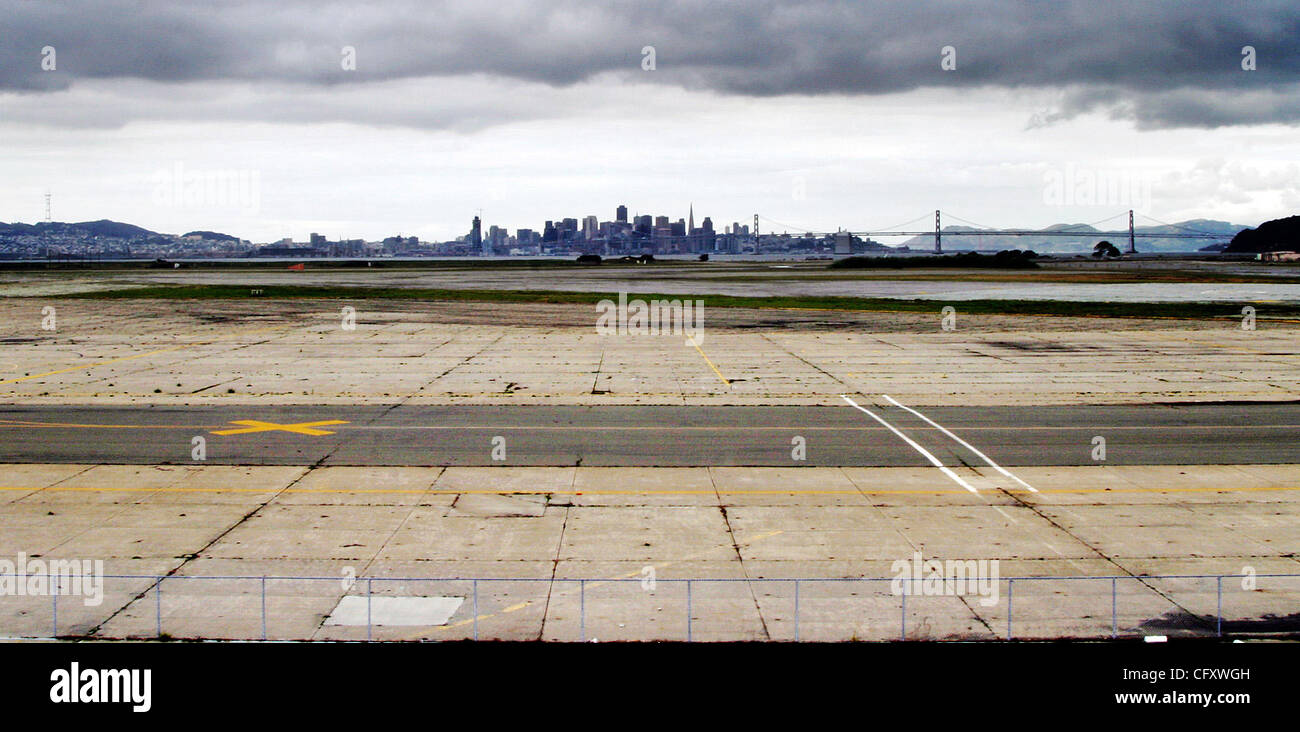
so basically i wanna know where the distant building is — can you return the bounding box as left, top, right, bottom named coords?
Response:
left=616, top=205, right=628, bottom=223
left=470, top=215, right=485, bottom=255
left=256, top=245, right=321, bottom=257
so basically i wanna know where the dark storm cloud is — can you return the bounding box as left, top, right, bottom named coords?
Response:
left=2, top=0, right=1297, bottom=128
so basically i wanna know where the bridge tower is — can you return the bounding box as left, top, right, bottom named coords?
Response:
left=935, top=210, right=942, bottom=253
left=1127, top=209, right=1136, bottom=254
left=753, top=214, right=759, bottom=251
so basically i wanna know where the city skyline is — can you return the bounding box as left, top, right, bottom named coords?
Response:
left=2, top=2, right=1297, bottom=242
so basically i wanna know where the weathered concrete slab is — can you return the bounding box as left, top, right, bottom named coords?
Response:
left=0, top=461, right=1296, bottom=640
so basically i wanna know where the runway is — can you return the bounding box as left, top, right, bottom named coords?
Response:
left=0, top=401, right=1296, bottom=467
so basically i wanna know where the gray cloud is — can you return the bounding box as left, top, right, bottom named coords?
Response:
left=2, top=0, right=1297, bottom=129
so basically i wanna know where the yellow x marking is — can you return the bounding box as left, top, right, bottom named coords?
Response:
left=210, top=419, right=349, bottom=436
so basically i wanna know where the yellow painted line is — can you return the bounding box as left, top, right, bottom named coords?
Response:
left=210, top=419, right=350, bottom=436
left=687, top=336, right=730, bottom=386
left=0, top=325, right=287, bottom=386
left=4, top=419, right=1300, bottom=433
left=0, top=419, right=222, bottom=430
left=0, top=344, right=195, bottom=386
left=3, top=485, right=1298, bottom=496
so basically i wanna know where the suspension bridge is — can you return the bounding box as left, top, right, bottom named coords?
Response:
left=754, top=209, right=1232, bottom=254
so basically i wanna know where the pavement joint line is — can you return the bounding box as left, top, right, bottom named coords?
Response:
left=538, top=474, right=576, bottom=640
left=0, top=344, right=196, bottom=386
left=3, top=463, right=96, bottom=504
left=710, top=467, right=772, bottom=640
left=881, top=394, right=1039, bottom=493
left=0, top=325, right=288, bottom=386
left=839, top=395, right=979, bottom=494
left=81, top=463, right=314, bottom=638
left=321, top=467, right=447, bottom=640
left=424, top=529, right=786, bottom=637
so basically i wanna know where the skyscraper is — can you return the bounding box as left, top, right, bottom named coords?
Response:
left=470, top=215, right=484, bottom=255
left=616, top=205, right=627, bottom=223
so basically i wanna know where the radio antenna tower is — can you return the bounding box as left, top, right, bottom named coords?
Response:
left=41, top=190, right=53, bottom=259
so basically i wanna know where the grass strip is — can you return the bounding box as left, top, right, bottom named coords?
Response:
left=57, top=284, right=1300, bottom=320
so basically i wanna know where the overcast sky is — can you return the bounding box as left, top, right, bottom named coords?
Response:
left=2, top=0, right=1298, bottom=242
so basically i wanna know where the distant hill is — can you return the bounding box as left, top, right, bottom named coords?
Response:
left=0, top=219, right=158, bottom=239
left=1223, top=215, right=1300, bottom=253
left=898, top=219, right=1247, bottom=254
left=0, top=220, right=240, bottom=242
left=184, top=230, right=241, bottom=242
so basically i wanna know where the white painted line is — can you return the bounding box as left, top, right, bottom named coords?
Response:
left=881, top=394, right=1039, bottom=493
left=839, top=395, right=978, bottom=494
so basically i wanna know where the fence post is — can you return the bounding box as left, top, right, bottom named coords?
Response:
left=261, top=576, right=267, bottom=641
left=1006, top=579, right=1013, bottom=641
left=51, top=571, right=58, bottom=638
left=156, top=577, right=162, bottom=637
left=580, top=579, right=586, bottom=642
left=1216, top=575, right=1223, bottom=638
left=900, top=583, right=907, bottom=641
left=366, top=578, right=373, bottom=642
left=793, top=580, right=800, bottom=642
left=472, top=580, right=478, bottom=641
left=1111, top=578, right=1117, bottom=639
left=686, top=580, right=693, bottom=643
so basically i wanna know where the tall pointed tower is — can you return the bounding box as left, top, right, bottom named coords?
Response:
left=688, top=203, right=694, bottom=233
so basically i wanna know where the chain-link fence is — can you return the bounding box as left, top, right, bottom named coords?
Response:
left=3, top=573, right=1296, bottom=642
